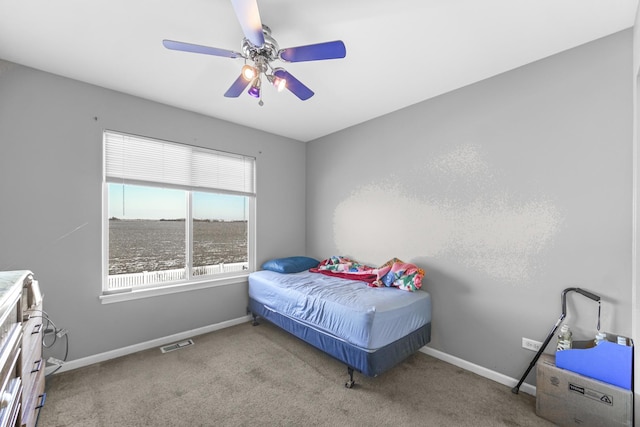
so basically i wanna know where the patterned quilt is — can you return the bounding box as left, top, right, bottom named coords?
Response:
left=310, top=256, right=424, bottom=292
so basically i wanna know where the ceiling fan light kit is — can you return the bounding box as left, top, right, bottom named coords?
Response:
left=162, top=0, right=346, bottom=105
left=247, top=76, right=261, bottom=98
left=241, top=64, right=257, bottom=81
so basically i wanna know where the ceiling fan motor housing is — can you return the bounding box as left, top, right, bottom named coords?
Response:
left=242, top=25, right=279, bottom=67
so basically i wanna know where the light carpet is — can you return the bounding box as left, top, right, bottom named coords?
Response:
left=38, top=321, right=553, bottom=426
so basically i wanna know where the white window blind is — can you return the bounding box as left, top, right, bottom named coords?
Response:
left=104, top=131, right=256, bottom=196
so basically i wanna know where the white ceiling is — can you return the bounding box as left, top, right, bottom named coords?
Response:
left=0, top=0, right=637, bottom=142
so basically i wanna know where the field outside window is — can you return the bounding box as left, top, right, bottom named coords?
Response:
left=103, top=131, right=255, bottom=295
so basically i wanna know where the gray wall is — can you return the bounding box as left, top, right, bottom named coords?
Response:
left=307, top=30, right=633, bottom=386
left=0, top=62, right=306, bottom=359
left=632, top=7, right=640, bottom=419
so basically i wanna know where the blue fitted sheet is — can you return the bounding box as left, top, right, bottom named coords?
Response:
left=248, top=297, right=431, bottom=377
left=248, top=270, right=431, bottom=350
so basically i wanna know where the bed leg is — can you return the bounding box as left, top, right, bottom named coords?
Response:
left=345, top=367, right=355, bottom=389
left=251, top=313, right=259, bottom=326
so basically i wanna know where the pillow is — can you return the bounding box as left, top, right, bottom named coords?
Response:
left=261, top=256, right=320, bottom=274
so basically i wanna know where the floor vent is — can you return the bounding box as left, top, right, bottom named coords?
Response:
left=160, top=339, right=194, bottom=354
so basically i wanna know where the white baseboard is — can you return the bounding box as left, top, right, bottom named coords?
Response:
left=50, top=315, right=252, bottom=374
left=50, top=316, right=535, bottom=397
left=419, top=346, right=537, bottom=396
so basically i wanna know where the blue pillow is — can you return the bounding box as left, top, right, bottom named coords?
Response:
left=261, top=256, right=320, bottom=274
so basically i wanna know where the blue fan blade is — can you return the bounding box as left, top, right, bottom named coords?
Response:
left=230, top=0, right=265, bottom=47
left=224, top=74, right=251, bottom=98
left=279, top=40, right=346, bottom=62
left=274, top=69, right=314, bottom=100
left=163, top=40, right=241, bottom=58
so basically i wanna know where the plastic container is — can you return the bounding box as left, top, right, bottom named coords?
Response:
left=556, top=324, right=572, bottom=351
left=555, top=336, right=634, bottom=390
left=594, top=332, right=607, bottom=345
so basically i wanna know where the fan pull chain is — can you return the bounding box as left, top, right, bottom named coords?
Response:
left=596, top=300, right=601, bottom=331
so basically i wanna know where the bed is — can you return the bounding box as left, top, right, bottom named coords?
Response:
left=247, top=257, right=432, bottom=388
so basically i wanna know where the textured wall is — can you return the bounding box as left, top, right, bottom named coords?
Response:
left=332, top=143, right=563, bottom=284
left=307, top=30, right=632, bottom=385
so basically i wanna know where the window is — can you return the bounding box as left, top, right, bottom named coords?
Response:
left=102, top=131, right=255, bottom=296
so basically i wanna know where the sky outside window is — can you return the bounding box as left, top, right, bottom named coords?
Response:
left=108, top=184, right=247, bottom=220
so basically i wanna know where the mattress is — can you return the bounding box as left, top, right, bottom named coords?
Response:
left=248, top=270, right=431, bottom=350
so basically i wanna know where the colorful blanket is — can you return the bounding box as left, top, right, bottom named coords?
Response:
left=310, top=256, right=424, bottom=292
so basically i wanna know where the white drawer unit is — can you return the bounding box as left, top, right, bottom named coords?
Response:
left=0, top=271, right=44, bottom=427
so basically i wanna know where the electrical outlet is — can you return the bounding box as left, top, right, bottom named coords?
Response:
left=522, top=337, right=542, bottom=352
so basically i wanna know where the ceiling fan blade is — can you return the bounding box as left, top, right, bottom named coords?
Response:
left=224, top=74, right=252, bottom=98
left=279, top=40, right=346, bottom=63
left=230, top=0, right=265, bottom=47
left=274, top=69, right=314, bottom=101
left=163, top=40, right=242, bottom=58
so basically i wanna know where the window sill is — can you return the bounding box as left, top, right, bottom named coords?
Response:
left=99, top=272, right=249, bottom=304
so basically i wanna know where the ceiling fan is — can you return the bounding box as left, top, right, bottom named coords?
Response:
left=162, top=0, right=346, bottom=105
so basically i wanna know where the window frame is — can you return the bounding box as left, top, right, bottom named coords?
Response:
left=100, top=131, right=256, bottom=303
